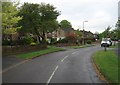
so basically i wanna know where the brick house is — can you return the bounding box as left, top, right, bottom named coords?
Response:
left=46, top=28, right=75, bottom=42
left=80, top=30, right=94, bottom=39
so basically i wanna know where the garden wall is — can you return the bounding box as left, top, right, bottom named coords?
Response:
left=2, top=45, right=47, bottom=56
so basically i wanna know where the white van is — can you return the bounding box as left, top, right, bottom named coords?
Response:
left=101, top=38, right=112, bottom=47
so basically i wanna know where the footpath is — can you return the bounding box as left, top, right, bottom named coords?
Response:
left=2, top=55, right=25, bottom=71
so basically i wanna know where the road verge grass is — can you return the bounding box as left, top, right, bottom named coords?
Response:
left=109, top=44, right=118, bottom=48
left=93, top=50, right=119, bottom=83
left=17, top=46, right=65, bottom=59
left=67, top=44, right=95, bottom=49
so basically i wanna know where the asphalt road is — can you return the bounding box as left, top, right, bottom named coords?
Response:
left=3, top=45, right=105, bottom=83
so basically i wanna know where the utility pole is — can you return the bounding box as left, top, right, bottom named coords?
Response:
left=82, top=21, right=88, bottom=45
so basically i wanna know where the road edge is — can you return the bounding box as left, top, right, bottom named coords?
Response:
left=92, top=57, right=109, bottom=84
left=2, top=49, right=66, bottom=73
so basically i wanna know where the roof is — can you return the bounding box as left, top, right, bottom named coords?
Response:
left=80, top=30, right=93, bottom=34
left=61, top=28, right=74, bottom=32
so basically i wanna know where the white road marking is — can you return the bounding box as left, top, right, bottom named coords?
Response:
left=1, top=59, right=30, bottom=74
left=61, top=55, right=69, bottom=62
left=46, top=65, right=58, bottom=84
left=72, top=51, right=78, bottom=54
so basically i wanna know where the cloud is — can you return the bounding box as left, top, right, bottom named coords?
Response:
left=20, top=0, right=119, bottom=33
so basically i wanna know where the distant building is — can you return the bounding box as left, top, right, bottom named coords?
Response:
left=80, top=30, right=94, bottom=39
left=46, top=28, right=75, bottom=42
left=118, top=1, right=120, bottom=19
left=56, top=28, right=75, bottom=41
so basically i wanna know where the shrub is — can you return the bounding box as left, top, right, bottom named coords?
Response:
left=86, top=40, right=92, bottom=44
left=2, top=40, right=11, bottom=45
left=66, top=33, right=77, bottom=43
left=49, top=38, right=57, bottom=44
left=19, top=36, right=34, bottom=45
left=51, top=38, right=57, bottom=43
left=55, top=38, right=68, bottom=44
left=30, top=42, right=37, bottom=46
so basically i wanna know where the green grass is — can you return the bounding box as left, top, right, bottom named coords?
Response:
left=109, top=44, right=118, bottom=48
left=93, top=50, right=119, bottom=83
left=67, top=44, right=94, bottom=49
left=17, top=46, right=65, bottom=59
left=67, top=45, right=85, bottom=49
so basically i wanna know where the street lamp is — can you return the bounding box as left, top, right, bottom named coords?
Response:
left=82, top=21, right=88, bottom=45
left=83, top=21, right=88, bottom=29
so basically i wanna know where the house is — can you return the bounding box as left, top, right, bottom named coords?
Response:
left=80, top=30, right=94, bottom=39
left=46, top=28, right=75, bottom=42
left=56, top=28, right=75, bottom=40
left=2, top=33, right=19, bottom=43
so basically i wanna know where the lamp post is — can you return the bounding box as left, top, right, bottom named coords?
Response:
left=82, top=21, right=88, bottom=45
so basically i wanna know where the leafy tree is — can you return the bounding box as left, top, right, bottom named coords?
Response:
left=99, top=26, right=111, bottom=40
left=75, top=29, right=82, bottom=39
left=66, top=33, right=77, bottom=43
left=18, top=3, right=60, bottom=44
left=60, top=20, right=72, bottom=29
left=115, top=19, right=120, bottom=39
left=2, top=2, right=22, bottom=41
left=39, top=3, right=60, bottom=43
left=94, top=31, right=99, bottom=39
left=103, top=26, right=111, bottom=38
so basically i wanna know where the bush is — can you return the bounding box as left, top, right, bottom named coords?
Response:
left=2, top=40, right=11, bottom=45
left=18, top=36, right=34, bottom=45
left=55, top=38, right=68, bottom=44
left=66, top=33, right=77, bottom=43
left=51, top=38, right=57, bottom=44
left=86, top=40, right=92, bottom=44
left=30, top=42, right=37, bottom=46
left=48, top=38, right=57, bottom=45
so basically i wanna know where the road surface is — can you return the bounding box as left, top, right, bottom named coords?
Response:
left=3, top=45, right=105, bottom=83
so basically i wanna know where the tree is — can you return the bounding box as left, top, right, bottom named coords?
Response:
left=39, top=3, right=60, bottom=44
left=94, top=31, right=99, bottom=40
left=115, top=19, right=120, bottom=39
left=104, top=26, right=111, bottom=38
left=99, top=26, right=111, bottom=40
left=2, top=2, right=22, bottom=42
left=18, top=3, right=41, bottom=42
left=66, top=33, right=77, bottom=44
left=60, top=20, right=72, bottom=29
left=75, top=29, right=82, bottom=38
left=18, top=2, right=60, bottom=44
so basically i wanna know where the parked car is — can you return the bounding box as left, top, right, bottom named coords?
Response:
left=101, top=38, right=112, bottom=47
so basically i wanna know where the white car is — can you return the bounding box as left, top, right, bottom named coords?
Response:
left=101, top=38, right=112, bottom=47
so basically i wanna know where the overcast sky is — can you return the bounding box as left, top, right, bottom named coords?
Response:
left=19, top=0, right=119, bottom=33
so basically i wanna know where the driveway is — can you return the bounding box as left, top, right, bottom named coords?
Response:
left=2, top=45, right=105, bottom=83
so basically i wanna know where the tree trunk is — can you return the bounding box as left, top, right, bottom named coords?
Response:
left=42, top=31, right=47, bottom=46
left=34, top=28, right=42, bottom=44
left=36, top=35, right=41, bottom=44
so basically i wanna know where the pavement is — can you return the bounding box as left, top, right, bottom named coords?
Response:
left=2, top=45, right=107, bottom=83
left=2, top=55, right=25, bottom=70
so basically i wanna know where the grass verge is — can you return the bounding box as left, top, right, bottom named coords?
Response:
left=17, top=46, right=65, bottom=59
left=67, top=44, right=95, bottom=49
left=109, top=44, right=118, bottom=48
left=93, top=50, right=119, bottom=83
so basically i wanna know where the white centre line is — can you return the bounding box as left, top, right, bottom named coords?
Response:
left=46, top=65, right=58, bottom=84
left=72, top=51, right=78, bottom=54
left=61, top=55, right=69, bottom=62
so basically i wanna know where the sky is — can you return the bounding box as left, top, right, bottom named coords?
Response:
left=19, top=0, right=119, bottom=33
